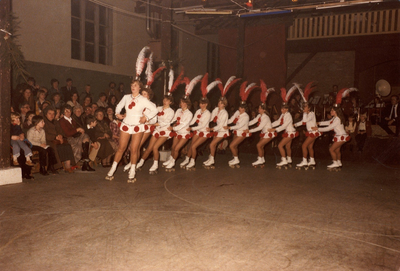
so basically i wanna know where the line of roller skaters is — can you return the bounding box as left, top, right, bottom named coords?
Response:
left=105, top=47, right=355, bottom=183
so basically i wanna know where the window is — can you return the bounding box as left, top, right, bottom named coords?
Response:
left=71, top=0, right=112, bottom=65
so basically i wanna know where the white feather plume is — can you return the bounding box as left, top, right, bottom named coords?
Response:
left=342, top=87, right=358, bottom=99
left=145, top=52, right=154, bottom=85
left=285, top=84, right=298, bottom=102
left=224, top=76, right=236, bottom=91
left=245, top=82, right=256, bottom=92
left=185, top=75, right=203, bottom=96
left=168, top=69, right=174, bottom=91
left=206, top=80, right=222, bottom=93
left=135, top=46, right=150, bottom=78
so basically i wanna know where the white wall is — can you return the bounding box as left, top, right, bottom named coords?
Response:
left=12, top=0, right=149, bottom=76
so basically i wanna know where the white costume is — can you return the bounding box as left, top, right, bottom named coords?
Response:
left=152, top=106, right=175, bottom=138
left=116, top=94, right=158, bottom=134
left=318, top=117, right=350, bottom=142
left=171, top=108, right=193, bottom=139
left=228, top=110, right=251, bottom=137
left=210, top=107, right=229, bottom=138
left=272, top=111, right=298, bottom=138
left=143, top=101, right=157, bottom=133
left=294, top=111, right=321, bottom=137
left=190, top=109, right=211, bottom=138
left=249, top=113, right=276, bottom=139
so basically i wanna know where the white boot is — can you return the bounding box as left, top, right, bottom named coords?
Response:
left=337, top=160, right=342, bottom=167
left=107, top=161, right=118, bottom=177
left=123, top=162, right=131, bottom=172
left=296, top=158, right=308, bottom=167
left=163, top=156, right=173, bottom=167
left=186, top=158, right=195, bottom=169
left=180, top=156, right=190, bottom=167
left=252, top=157, right=264, bottom=166
left=308, top=157, right=316, bottom=166
left=166, top=159, right=175, bottom=169
left=261, top=157, right=265, bottom=163
left=286, top=157, right=292, bottom=164
left=230, top=156, right=240, bottom=166
left=204, top=156, right=215, bottom=166
left=327, top=161, right=339, bottom=168
left=128, top=164, right=136, bottom=182
left=277, top=157, right=288, bottom=166
left=149, top=160, right=158, bottom=173
left=137, top=158, right=145, bottom=169
left=203, top=155, right=211, bottom=165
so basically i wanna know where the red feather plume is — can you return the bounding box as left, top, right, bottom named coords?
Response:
left=260, top=80, right=268, bottom=104
left=223, top=77, right=241, bottom=97
left=280, top=88, right=287, bottom=103
left=169, top=70, right=184, bottom=94
left=335, top=88, right=347, bottom=105
left=200, top=73, right=209, bottom=98
left=303, top=81, right=315, bottom=101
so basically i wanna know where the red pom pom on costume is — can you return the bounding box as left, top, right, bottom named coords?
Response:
left=155, top=133, right=159, bottom=139
left=213, top=116, right=218, bottom=122
left=283, top=132, right=288, bottom=138
left=224, top=134, right=228, bottom=138
left=268, top=132, right=272, bottom=137
left=199, top=132, right=204, bottom=137
left=305, top=132, right=310, bottom=137
left=118, top=122, right=122, bottom=128
left=160, top=131, right=165, bottom=136
left=128, top=105, right=133, bottom=109
left=196, top=120, right=200, bottom=123
left=334, top=137, right=338, bottom=142
left=185, top=134, right=191, bottom=139
left=346, top=136, right=351, bottom=141
left=170, top=132, right=176, bottom=137
left=260, top=133, right=265, bottom=138
left=177, top=135, right=182, bottom=139
left=197, top=115, right=201, bottom=118
left=341, top=135, right=344, bottom=141
left=242, top=132, right=246, bottom=137
left=122, top=125, right=128, bottom=132
left=302, top=122, right=306, bottom=125
left=144, top=125, right=148, bottom=130
left=207, top=133, right=212, bottom=138
left=290, top=134, right=294, bottom=138
left=177, top=117, right=181, bottom=121
left=134, top=126, right=139, bottom=132
left=150, top=126, right=155, bottom=132
left=158, top=112, right=164, bottom=116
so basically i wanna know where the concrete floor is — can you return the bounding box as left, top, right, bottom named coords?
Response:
left=0, top=153, right=399, bottom=271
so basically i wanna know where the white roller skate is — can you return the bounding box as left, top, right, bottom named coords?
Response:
left=308, top=157, right=316, bottom=170
left=202, top=155, right=211, bottom=166
left=162, top=156, right=173, bottom=167
left=127, top=164, right=137, bottom=183
left=203, top=156, right=215, bottom=169
left=327, top=161, right=340, bottom=171
left=165, top=159, right=176, bottom=172
left=136, top=158, right=145, bottom=171
left=123, top=162, right=131, bottom=172
left=276, top=157, right=288, bottom=170
left=185, top=158, right=196, bottom=171
left=286, top=156, right=293, bottom=168
left=229, top=157, right=240, bottom=168
left=105, top=162, right=118, bottom=181
left=252, top=157, right=265, bottom=168
left=180, top=156, right=190, bottom=168
left=149, top=160, right=158, bottom=175
left=337, top=160, right=342, bottom=168
left=296, top=158, right=308, bottom=170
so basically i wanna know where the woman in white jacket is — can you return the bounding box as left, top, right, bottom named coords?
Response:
left=245, top=81, right=275, bottom=167
left=225, top=81, right=257, bottom=167
left=293, top=82, right=321, bottom=169
left=105, top=79, right=158, bottom=182
left=269, top=86, right=299, bottom=168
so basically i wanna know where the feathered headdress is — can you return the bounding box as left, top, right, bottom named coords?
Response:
left=280, top=84, right=298, bottom=104
left=200, top=73, right=222, bottom=101
left=260, top=80, right=274, bottom=106
left=184, top=75, right=203, bottom=99
left=297, top=82, right=316, bottom=102
left=335, top=87, right=358, bottom=106
left=218, top=76, right=241, bottom=100
left=239, top=81, right=258, bottom=105
left=135, top=46, right=150, bottom=80
left=145, top=53, right=167, bottom=88
left=167, top=69, right=185, bottom=96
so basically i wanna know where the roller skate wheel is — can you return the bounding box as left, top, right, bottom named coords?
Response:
left=149, top=170, right=158, bottom=175
left=105, top=175, right=114, bottom=181
left=304, top=167, right=309, bottom=170
left=127, top=178, right=136, bottom=183
left=295, top=166, right=301, bottom=170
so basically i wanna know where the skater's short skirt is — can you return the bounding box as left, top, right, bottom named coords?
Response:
left=144, top=124, right=156, bottom=134
left=192, top=131, right=229, bottom=138
left=282, top=131, right=299, bottom=138
left=233, top=131, right=252, bottom=138
left=305, top=131, right=322, bottom=138
left=152, top=129, right=175, bottom=139
left=260, top=132, right=277, bottom=139
left=169, top=131, right=192, bottom=140
left=119, top=122, right=146, bottom=134
left=333, top=134, right=351, bottom=142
